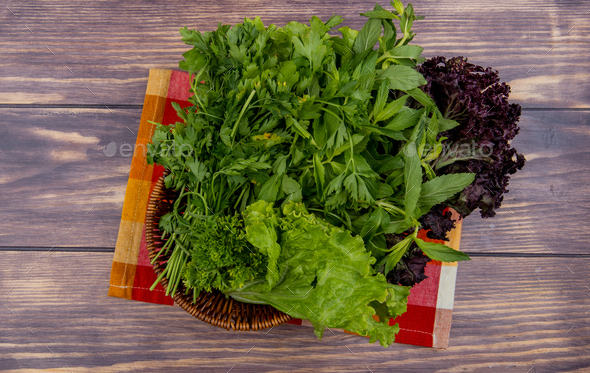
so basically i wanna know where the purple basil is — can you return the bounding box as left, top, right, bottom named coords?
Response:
left=416, top=56, right=525, bottom=240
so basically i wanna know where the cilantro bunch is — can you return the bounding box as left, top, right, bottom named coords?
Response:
left=182, top=215, right=267, bottom=297
left=145, top=0, right=525, bottom=346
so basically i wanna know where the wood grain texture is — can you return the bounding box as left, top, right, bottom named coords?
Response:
left=0, top=108, right=138, bottom=247
left=460, top=109, right=590, bottom=254
left=1, top=0, right=588, bottom=107
left=2, top=108, right=588, bottom=254
left=1, top=252, right=589, bottom=372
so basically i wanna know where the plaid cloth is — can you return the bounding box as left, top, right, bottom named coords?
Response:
left=108, top=69, right=463, bottom=349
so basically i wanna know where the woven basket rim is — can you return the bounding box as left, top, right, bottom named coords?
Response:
left=144, top=174, right=291, bottom=331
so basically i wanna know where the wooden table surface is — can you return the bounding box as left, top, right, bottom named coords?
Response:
left=1, top=1, right=589, bottom=372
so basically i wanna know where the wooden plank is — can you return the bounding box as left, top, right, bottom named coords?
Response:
left=460, top=110, right=590, bottom=254
left=1, top=0, right=588, bottom=107
left=0, top=108, right=137, bottom=248
left=1, top=252, right=589, bottom=372
left=1, top=108, right=589, bottom=254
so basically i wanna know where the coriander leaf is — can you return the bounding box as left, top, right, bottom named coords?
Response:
left=357, top=175, right=375, bottom=204
left=186, top=158, right=209, bottom=183
left=179, top=27, right=208, bottom=51
left=171, top=101, right=188, bottom=122
left=220, top=125, right=232, bottom=147
left=284, top=20, right=309, bottom=37
left=338, top=26, right=359, bottom=50
left=414, top=237, right=471, bottom=262
left=325, top=15, right=344, bottom=29
left=179, top=48, right=207, bottom=76
left=278, top=61, right=300, bottom=89
left=377, top=65, right=426, bottom=91
left=310, top=15, right=331, bottom=35
left=291, top=30, right=327, bottom=72
left=343, top=174, right=359, bottom=199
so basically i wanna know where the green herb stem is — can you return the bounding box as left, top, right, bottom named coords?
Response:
left=231, top=89, right=257, bottom=140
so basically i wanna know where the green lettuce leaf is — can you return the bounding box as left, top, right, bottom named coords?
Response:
left=226, top=201, right=410, bottom=348
left=243, top=201, right=282, bottom=289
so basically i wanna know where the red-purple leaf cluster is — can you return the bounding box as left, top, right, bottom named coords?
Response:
left=417, top=56, right=525, bottom=239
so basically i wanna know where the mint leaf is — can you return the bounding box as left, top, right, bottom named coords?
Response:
left=386, top=107, right=424, bottom=131
left=353, top=18, right=382, bottom=55
left=414, top=237, right=471, bottom=262
left=313, top=153, right=326, bottom=196
left=361, top=207, right=390, bottom=243
left=383, top=235, right=413, bottom=274
left=259, top=174, right=282, bottom=202
left=362, top=125, right=406, bottom=141
left=373, top=80, right=389, bottom=120
left=360, top=9, right=400, bottom=19
left=438, top=117, right=461, bottom=132
left=402, top=142, right=422, bottom=221
left=418, top=173, right=475, bottom=211
left=375, top=95, right=408, bottom=123
left=390, top=45, right=423, bottom=59
left=282, top=174, right=301, bottom=194
left=404, top=87, right=435, bottom=108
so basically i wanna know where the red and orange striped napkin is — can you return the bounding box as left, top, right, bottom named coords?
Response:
left=108, top=68, right=463, bottom=348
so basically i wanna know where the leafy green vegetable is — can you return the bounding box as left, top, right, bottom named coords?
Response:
left=418, top=173, right=475, bottom=212
left=403, top=141, right=422, bottom=222
left=146, top=0, right=484, bottom=347
left=414, top=237, right=471, bottom=263
left=226, top=201, right=410, bottom=348
left=182, top=215, right=267, bottom=296
left=243, top=199, right=282, bottom=289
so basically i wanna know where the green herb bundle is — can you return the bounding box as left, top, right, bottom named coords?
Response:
left=147, top=0, right=477, bottom=347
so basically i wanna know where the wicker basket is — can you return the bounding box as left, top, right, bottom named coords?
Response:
left=145, top=175, right=291, bottom=330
